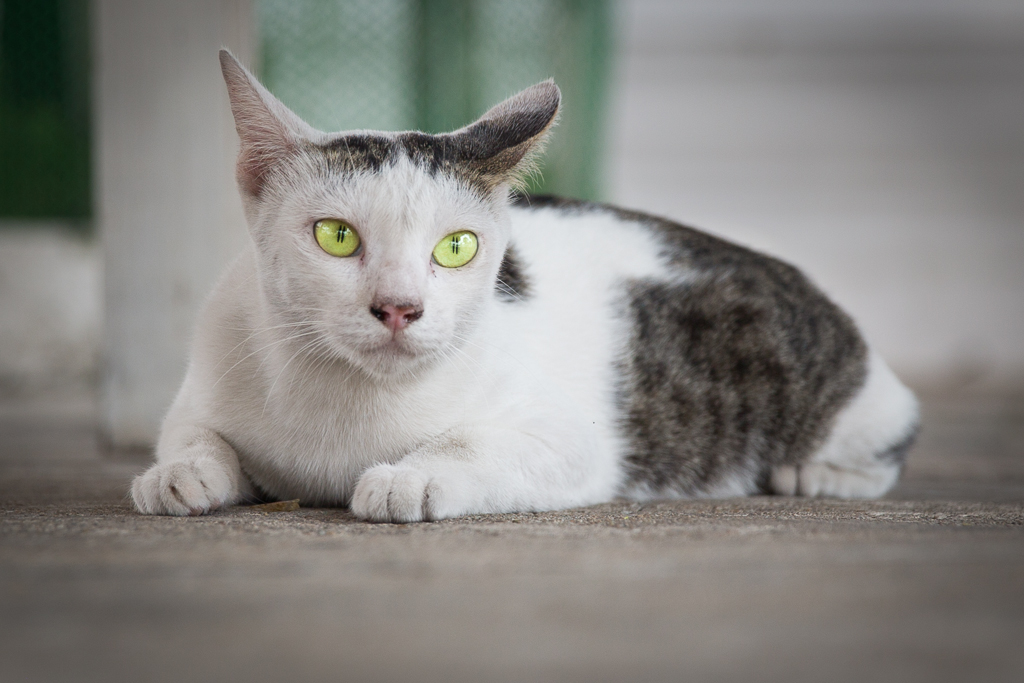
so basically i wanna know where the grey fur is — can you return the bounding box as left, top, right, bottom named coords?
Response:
left=495, top=245, right=530, bottom=302
left=317, top=134, right=397, bottom=173
left=517, top=196, right=877, bottom=496
left=306, top=83, right=560, bottom=196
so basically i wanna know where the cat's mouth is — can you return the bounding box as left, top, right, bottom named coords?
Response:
left=342, top=334, right=437, bottom=378
left=379, top=335, right=418, bottom=355
left=357, top=331, right=423, bottom=362
left=324, top=320, right=445, bottom=376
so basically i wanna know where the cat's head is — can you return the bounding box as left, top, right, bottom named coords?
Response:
left=219, top=50, right=559, bottom=379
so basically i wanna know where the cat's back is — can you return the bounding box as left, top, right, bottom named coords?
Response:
left=506, top=197, right=672, bottom=295
left=504, top=196, right=900, bottom=499
left=500, top=197, right=673, bottom=403
left=508, top=195, right=816, bottom=291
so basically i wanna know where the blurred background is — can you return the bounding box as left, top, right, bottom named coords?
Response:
left=0, top=0, right=1022, bottom=447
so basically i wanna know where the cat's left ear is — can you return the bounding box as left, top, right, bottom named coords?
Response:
left=448, top=80, right=561, bottom=190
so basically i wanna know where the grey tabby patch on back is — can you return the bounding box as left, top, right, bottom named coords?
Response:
left=517, top=196, right=870, bottom=495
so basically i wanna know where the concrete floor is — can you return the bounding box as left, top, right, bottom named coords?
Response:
left=1, top=388, right=1023, bottom=683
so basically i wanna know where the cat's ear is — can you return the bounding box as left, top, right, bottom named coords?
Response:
left=449, top=80, right=561, bottom=190
left=219, top=49, right=317, bottom=198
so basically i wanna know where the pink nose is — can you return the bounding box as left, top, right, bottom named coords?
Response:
left=370, top=303, right=424, bottom=333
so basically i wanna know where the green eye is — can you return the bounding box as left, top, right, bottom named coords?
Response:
left=432, top=231, right=478, bottom=268
left=314, top=219, right=361, bottom=257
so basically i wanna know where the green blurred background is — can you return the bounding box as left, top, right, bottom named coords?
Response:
left=6, top=0, right=1023, bottom=399
left=0, top=0, right=611, bottom=230
left=0, top=0, right=91, bottom=225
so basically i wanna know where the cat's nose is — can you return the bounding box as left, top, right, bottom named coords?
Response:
left=370, top=302, right=424, bottom=333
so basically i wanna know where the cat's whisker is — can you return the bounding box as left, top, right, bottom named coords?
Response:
left=285, top=338, right=339, bottom=400
left=213, top=327, right=324, bottom=390
left=440, top=336, right=488, bottom=372
left=495, top=278, right=527, bottom=304
left=213, top=320, right=326, bottom=370
left=220, top=320, right=316, bottom=333
left=260, top=334, right=333, bottom=418
left=440, top=341, right=488, bottom=390
left=251, top=326, right=328, bottom=376
left=226, top=325, right=322, bottom=367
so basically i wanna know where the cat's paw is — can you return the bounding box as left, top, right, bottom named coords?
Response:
left=131, top=456, right=236, bottom=515
left=351, top=463, right=468, bottom=523
left=771, top=462, right=899, bottom=498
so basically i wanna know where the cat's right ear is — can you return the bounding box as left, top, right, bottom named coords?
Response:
left=447, top=80, right=561, bottom=192
left=219, top=50, right=316, bottom=198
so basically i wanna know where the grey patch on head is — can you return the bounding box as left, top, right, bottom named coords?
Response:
left=309, top=131, right=511, bottom=197
left=310, top=82, right=560, bottom=196
left=495, top=245, right=530, bottom=302
left=219, top=51, right=557, bottom=200
left=315, top=134, right=399, bottom=174
left=517, top=195, right=870, bottom=497
left=395, top=132, right=497, bottom=196
left=877, top=424, right=919, bottom=467
left=398, top=132, right=455, bottom=175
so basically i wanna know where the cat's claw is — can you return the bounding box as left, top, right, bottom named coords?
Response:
left=351, top=464, right=453, bottom=523
left=131, top=456, right=234, bottom=516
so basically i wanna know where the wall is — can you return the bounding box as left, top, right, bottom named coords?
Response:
left=608, top=0, right=1024, bottom=390
left=3, top=0, right=1022, bottom=445
left=0, top=226, right=99, bottom=391
left=95, top=0, right=255, bottom=445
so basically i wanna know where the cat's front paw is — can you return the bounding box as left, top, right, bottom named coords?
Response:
left=351, top=463, right=468, bottom=523
left=131, top=456, right=236, bottom=516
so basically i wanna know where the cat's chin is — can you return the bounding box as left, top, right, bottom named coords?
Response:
left=342, top=338, right=439, bottom=380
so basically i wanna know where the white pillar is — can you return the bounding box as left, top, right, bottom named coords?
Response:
left=95, top=0, right=255, bottom=446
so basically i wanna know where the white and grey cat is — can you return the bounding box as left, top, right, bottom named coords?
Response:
left=131, top=51, right=919, bottom=522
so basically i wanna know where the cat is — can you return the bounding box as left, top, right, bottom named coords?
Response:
left=130, top=50, right=919, bottom=522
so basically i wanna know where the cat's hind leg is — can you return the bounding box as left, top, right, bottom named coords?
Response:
left=771, top=351, right=918, bottom=499
left=131, top=426, right=252, bottom=515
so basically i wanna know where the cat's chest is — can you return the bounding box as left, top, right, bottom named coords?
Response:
left=221, top=365, right=474, bottom=503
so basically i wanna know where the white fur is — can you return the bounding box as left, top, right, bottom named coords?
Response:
left=131, top=149, right=677, bottom=521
